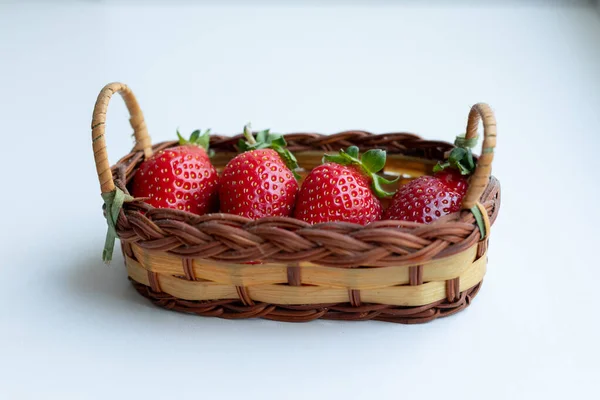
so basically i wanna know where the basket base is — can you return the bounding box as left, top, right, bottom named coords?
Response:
left=129, top=279, right=482, bottom=324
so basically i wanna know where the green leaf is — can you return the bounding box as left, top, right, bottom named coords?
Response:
left=466, top=150, right=475, bottom=169
left=256, top=129, right=269, bottom=144
left=238, top=138, right=250, bottom=152
left=341, top=147, right=360, bottom=163
left=470, top=205, right=487, bottom=239
left=433, top=162, right=450, bottom=173
left=449, top=147, right=467, bottom=164
left=346, top=146, right=359, bottom=159
left=269, top=135, right=287, bottom=148
left=189, top=129, right=201, bottom=143
left=456, top=162, right=470, bottom=175
left=378, top=175, right=399, bottom=185
left=435, top=146, right=476, bottom=176
left=455, top=133, right=479, bottom=149
left=101, top=188, right=133, bottom=263
left=322, top=153, right=349, bottom=164
left=274, top=147, right=300, bottom=179
left=371, top=175, right=396, bottom=198
left=322, top=146, right=394, bottom=198
left=240, top=124, right=300, bottom=179
left=360, top=149, right=386, bottom=174
left=196, top=129, right=211, bottom=151
left=176, top=129, right=186, bottom=145
left=177, top=129, right=212, bottom=151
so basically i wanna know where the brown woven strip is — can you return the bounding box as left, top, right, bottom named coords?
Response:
left=477, top=239, right=488, bottom=260
left=409, top=265, right=424, bottom=285
left=182, top=258, right=195, bottom=281
left=147, top=271, right=161, bottom=293
left=437, top=291, right=467, bottom=309
left=221, top=303, right=276, bottom=319
left=236, top=286, right=255, bottom=306
left=348, top=289, right=362, bottom=307
left=263, top=308, right=329, bottom=323
left=121, top=242, right=135, bottom=259
left=446, top=277, right=460, bottom=303
left=286, top=264, right=302, bottom=286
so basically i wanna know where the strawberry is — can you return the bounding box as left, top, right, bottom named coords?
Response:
left=433, top=142, right=474, bottom=196
left=383, top=176, right=464, bottom=223
left=293, top=146, right=396, bottom=225
left=383, top=134, right=476, bottom=223
left=434, top=169, right=468, bottom=198
left=219, top=124, right=300, bottom=219
left=131, top=129, right=219, bottom=214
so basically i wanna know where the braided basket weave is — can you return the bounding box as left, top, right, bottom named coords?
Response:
left=91, top=82, right=500, bottom=324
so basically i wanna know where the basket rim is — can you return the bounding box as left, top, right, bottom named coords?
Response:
left=109, top=133, right=500, bottom=268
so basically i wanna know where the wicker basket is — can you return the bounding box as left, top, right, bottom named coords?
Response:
left=91, top=82, right=500, bottom=324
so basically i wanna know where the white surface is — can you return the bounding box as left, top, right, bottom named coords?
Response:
left=1, top=3, right=600, bottom=400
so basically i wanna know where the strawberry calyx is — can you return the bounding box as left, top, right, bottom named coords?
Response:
left=434, top=134, right=489, bottom=237
left=239, top=123, right=300, bottom=179
left=177, top=128, right=214, bottom=157
left=433, top=133, right=478, bottom=176
left=322, top=145, right=398, bottom=198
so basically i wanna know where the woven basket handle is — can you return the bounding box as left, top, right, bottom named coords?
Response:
left=91, top=82, right=153, bottom=194
left=461, top=103, right=497, bottom=210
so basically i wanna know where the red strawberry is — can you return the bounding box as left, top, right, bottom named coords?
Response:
left=219, top=124, right=300, bottom=219
left=383, top=176, right=463, bottom=223
left=131, top=129, right=219, bottom=214
left=294, top=146, right=396, bottom=225
left=434, top=169, right=468, bottom=197
left=384, top=135, right=476, bottom=223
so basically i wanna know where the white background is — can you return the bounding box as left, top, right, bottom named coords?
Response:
left=1, top=1, right=599, bottom=399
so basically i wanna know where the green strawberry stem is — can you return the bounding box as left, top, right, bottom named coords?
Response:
left=177, top=128, right=214, bottom=157
left=322, top=146, right=398, bottom=198
left=433, top=133, right=478, bottom=176
left=239, top=123, right=300, bottom=179
left=243, top=123, right=257, bottom=145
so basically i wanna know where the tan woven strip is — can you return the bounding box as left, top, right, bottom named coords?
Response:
left=287, top=264, right=302, bottom=286
left=476, top=202, right=492, bottom=240
left=90, top=82, right=153, bottom=194
left=126, top=255, right=486, bottom=306
left=129, top=242, right=479, bottom=288
left=462, top=103, right=497, bottom=210
left=409, top=265, right=424, bottom=286
left=182, top=258, right=195, bottom=281
left=236, top=286, right=255, bottom=306
left=148, top=271, right=161, bottom=292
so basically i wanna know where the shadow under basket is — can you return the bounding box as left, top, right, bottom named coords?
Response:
left=91, top=82, right=500, bottom=324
